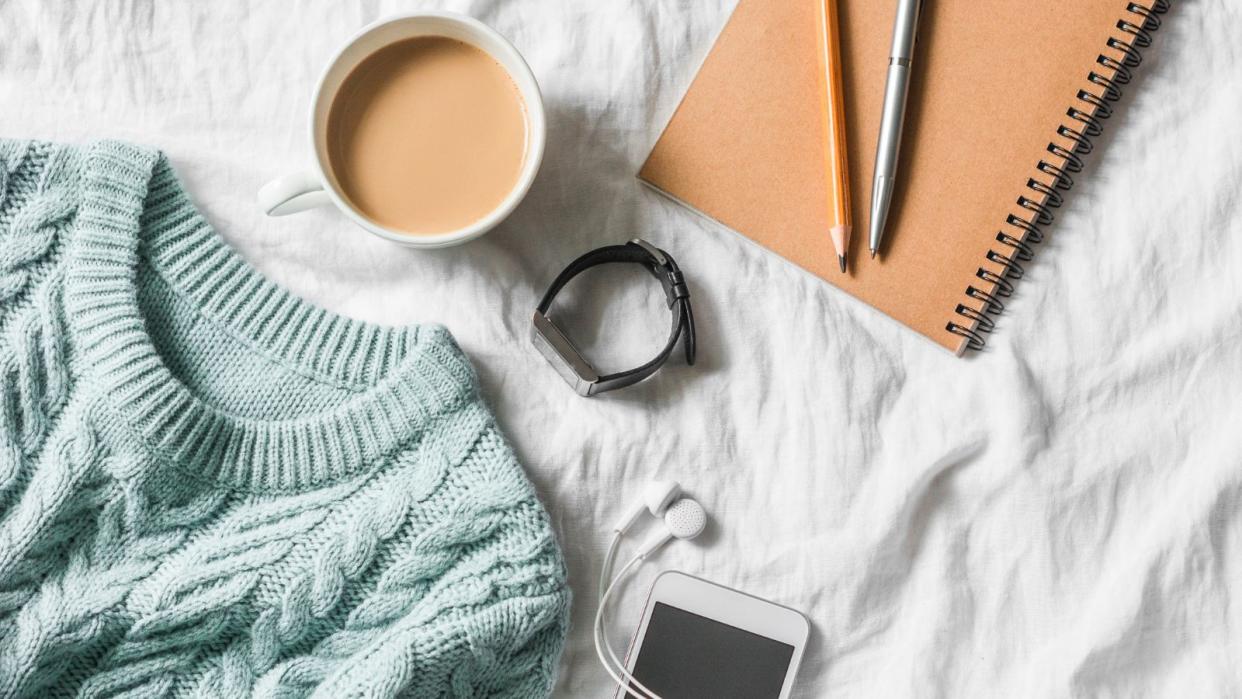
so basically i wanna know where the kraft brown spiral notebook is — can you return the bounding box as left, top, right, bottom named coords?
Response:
left=640, top=0, right=1168, bottom=354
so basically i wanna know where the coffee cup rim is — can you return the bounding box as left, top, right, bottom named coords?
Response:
left=309, top=11, right=546, bottom=249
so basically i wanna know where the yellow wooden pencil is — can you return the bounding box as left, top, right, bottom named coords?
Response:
left=815, top=0, right=852, bottom=273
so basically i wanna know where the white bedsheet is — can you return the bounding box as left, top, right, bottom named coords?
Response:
left=4, top=1, right=1241, bottom=696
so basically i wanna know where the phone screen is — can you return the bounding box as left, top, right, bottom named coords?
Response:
left=628, top=602, right=795, bottom=698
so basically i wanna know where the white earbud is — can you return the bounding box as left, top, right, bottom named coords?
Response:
left=635, top=497, right=708, bottom=559
left=613, top=479, right=682, bottom=534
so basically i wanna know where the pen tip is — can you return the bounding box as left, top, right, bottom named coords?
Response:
left=870, top=249, right=878, bottom=260
left=838, top=255, right=847, bottom=274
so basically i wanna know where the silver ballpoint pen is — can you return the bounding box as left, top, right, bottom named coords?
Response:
left=869, top=0, right=922, bottom=258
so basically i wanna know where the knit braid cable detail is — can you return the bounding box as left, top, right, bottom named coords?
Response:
left=0, top=431, right=230, bottom=697
left=0, top=423, right=105, bottom=696
left=75, top=467, right=391, bottom=696
left=250, top=474, right=567, bottom=695
left=0, top=148, right=77, bottom=508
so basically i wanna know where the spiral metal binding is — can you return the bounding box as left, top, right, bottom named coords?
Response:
left=947, top=0, right=1170, bottom=353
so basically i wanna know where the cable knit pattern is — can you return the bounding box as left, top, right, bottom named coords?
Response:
left=0, top=139, right=569, bottom=698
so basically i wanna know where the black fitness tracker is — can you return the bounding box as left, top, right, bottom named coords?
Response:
left=532, top=239, right=696, bottom=396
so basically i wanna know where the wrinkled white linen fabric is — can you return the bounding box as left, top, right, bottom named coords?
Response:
left=3, top=1, right=1239, bottom=696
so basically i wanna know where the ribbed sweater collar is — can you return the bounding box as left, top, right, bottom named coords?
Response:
left=63, top=140, right=474, bottom=493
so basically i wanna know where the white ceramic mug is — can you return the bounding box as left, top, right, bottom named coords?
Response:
left=257, top=12, right=546, bottom=249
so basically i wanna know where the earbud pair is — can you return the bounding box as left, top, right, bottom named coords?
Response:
left=613, top=479, right=708, bottom=558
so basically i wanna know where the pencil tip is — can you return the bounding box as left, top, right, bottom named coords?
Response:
left=838, top=255, right=847, bottom=274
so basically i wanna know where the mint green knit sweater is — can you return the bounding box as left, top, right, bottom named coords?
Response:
left=0, top=139, right=569, bottom=698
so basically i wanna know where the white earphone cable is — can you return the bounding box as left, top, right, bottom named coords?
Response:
left=594, top=547, right=663, bottom=699
left=599, top=534, right=660, bottom=699
left=600, top=531, right=622, bottom=600
left=596, top=533, right=657, bottom=699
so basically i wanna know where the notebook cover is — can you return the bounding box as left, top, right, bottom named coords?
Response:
left=640, top=0, right=1142, bottom=354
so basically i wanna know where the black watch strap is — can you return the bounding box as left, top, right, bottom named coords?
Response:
left=532, top=239, right=696, bottom=396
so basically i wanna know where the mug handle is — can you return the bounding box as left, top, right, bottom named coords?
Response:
left=258, top=171, right=332, bottom=216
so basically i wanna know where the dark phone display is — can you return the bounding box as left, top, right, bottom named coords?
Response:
left=628, top=602, right=795, bottom=698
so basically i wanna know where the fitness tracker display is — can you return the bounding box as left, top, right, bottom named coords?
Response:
left=531, top=239, right=696, bottom=396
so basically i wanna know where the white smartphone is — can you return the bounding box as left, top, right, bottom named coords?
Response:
left=617, top=571, right=810, bottom=699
